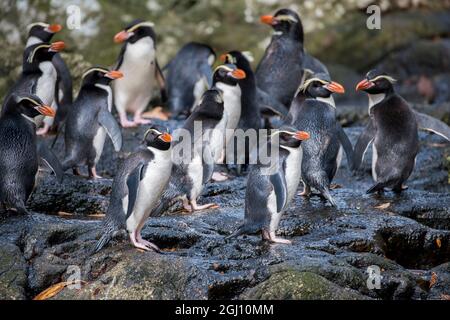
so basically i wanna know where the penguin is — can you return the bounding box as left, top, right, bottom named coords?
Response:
left=220, top=51, right=262, bottom=174
left=256, top=9, right=305, bottom=109
left=26, top=22, right=73, bottom=135
left=0, top=94, right=62, bottom=214
left=3, top=41, right=65, bottom=121
left=164, top=42, right=215, bottom=119
left=288, top=73, right=351, bottom=206
left=62, top=67, right=123, bottom=179
left=226, top=127, right=310, bottom=244
left=95, top=126, right=173, bottom=252
left=354, top=69, right=450, bottom=193
left=152, top=65, right=246, bottom=214
left=112, top=20, right=167, bottom=127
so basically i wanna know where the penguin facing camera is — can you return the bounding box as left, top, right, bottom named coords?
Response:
left=226, top=126, right=310, bottom=244
left=0, top=94, right=62, bottom=215
left=62, top=67, right=123, bottom=179
left=165, top=42, right=215, bottom=119
left=26, top=22, right=73, bottom=135
left=354, top=69, right=450, bottom=194
left=113, top=20, right=167, bottom=127
left=95, top=126, right=173, bottom=252
left=289, top=73, right=352, bottom=207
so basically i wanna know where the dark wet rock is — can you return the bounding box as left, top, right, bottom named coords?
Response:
left=240, top=270, right=367, bottom=300
left=0, top=123, right=449, bottom=300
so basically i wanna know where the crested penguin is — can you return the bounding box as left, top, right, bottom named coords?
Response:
left=220, top=51, right=262, bottom=174
left=354, top=69, right=450, bottom=194
left=289, top=74, right=351, bottom=206
left=256, top=9, right=305, bottom=109
left=112, top=20, right=166, bottom=127
left=165, top=42, right=215, bottom=119
left=95, top=126, right=173, bottom=252
left=26, top=22, right=73, bottom=135
left=0, top=94, right=62, bottom=214
left=226, top=127, right=310, bottom=244
left=3, top=41, right=65, bottom=124
left=152, top=65, right=246, bottom=214
left=62, top=67, right=123, bottom=179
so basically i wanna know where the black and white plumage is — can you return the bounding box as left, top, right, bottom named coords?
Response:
left=62, top=67, right=123, bottom=179
left=165, top=42, right=215, bottom=119
left=112, top=20, right=166, bottom=127
left=152, top=65, right=246, bottom=214
left=95, top=126, right=173, bottom=252
left=26, top=22, right=73, bottom=135
left=289, top=73, right=351, bottom=206
left=227, top=127, right=310, bottom=244
left=3, top=41, right=65, bottom=125
left=256, top=9, right=305, bottom=110
left=354, top=69, right=450, bottom=193
left=0, top=94, right=62, bottom=214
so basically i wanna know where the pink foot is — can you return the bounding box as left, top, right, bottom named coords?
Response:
left=212, top=172, right=228, bottom=182
left=120, top=118, right=137, bottom=128
left=36, top=124, right=51, bottom=136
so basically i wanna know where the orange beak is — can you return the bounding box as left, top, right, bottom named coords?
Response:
left=356, top=79, right=374, bottom=91
left=50, top=41, right=65, bottom=52
left=325, top=81, right=345, bottom=94
left=160, top=132, right=172, bottom=143
left=231, top=69, right=246, bottom=80
left=294, top=131, right=310, bottom=141
left=47, top=24, right=62, bottom=33
left=114, top=30, right=130, bottom=43
left=260, top=15, right=276, bottom=25
left=105, top=70, right=124, bottom=79
left=219, top=54, right=227, bottom=63
left=37, top=105, right=56, bottom=117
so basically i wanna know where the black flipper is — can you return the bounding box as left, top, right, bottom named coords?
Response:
left=98, top=110, right=123, bottom=152
left=353, top=119, right=376, bottom=171
left=256, top=87, right=289, bottom=118
left=126, top=164, right=147, bottom=218
left=269, top=172, right=288, bottom=212
left=415, top=111, right=450, bottom=141
left=336, top=122, right=355, bottom=170
left=37, top=142, right=63, bottom=183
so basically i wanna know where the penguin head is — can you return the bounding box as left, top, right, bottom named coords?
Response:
left=23, top=41, right=65, bottom=72
left=271, top=125, right=310, bottom=149
left=220, top=51, right=253, bottom=72
left=356, top=69, right=396, bottom=94
left=81, top=67, right=124, bottom=87
left=298, top=73, right=345, bottom=98
left=143, top=126, right=172, bottom=151
left=5, top=94, right=55, bottom=118
left=260, top=8, right=303, bottom=41
left=27, top=22, right=62, bottom=43
left=114, top=20, right=156, bottom=45
left=213, top=64, right=246, bottom=86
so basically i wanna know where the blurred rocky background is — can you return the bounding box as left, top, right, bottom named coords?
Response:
left=1, top=0, right=450, bottom=121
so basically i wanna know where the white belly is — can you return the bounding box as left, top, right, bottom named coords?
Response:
left=334, top=146, right=343, bottom=177
left=93, top=127, right=107, bottom=164
left=216, top=82, right=242, bottom=144
left=268, top=190, right=282, bottom=232
left=126, top=149, right=172, bottom=232
left=284, top=147, right=303, bottom=205
left=114, top=38, right=156, bottom=114
left=372, top=144, right=378, bottom=181
left=35, top=61, right=57, bottom=127
left=209, top=116, right=228, bottom=162
left=187, top=153, right=204, bottom=200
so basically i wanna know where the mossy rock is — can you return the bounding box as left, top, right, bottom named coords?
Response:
left=241, top=270, right=368, bottom=300
left=0, top=243, right=28, bottom=300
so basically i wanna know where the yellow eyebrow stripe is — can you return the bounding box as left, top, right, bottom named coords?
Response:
left=126, top=21, right=155, bottom=33
left=81, top=68, right=109, bottom=79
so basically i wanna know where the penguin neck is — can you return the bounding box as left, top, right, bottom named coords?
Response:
left=26, top=36, right=43, bottom=48
left=368, top=92, right=389, bottom=113
left=21, top=113, right=36, bottom=124
left=316, top=95, right=336, bottom=108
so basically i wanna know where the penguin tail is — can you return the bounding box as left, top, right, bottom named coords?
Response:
left=366, top=182, right=387, bottom=194
left=319, top=187, right=337, bottom=207
left=93, top=218, right=119, bottom=254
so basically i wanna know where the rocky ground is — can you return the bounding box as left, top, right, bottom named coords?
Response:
left=0, top=118, right=449, bottom=300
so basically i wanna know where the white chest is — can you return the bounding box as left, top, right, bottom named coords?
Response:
left=368, top=93, right=386, bottom=113
left=119, top=38, right=156, bottom=83
left=35, top=61, right=57, bottom=105
left=216, top=82, right=242, bottom=132
left=283, top=146, right=303, bottom=205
